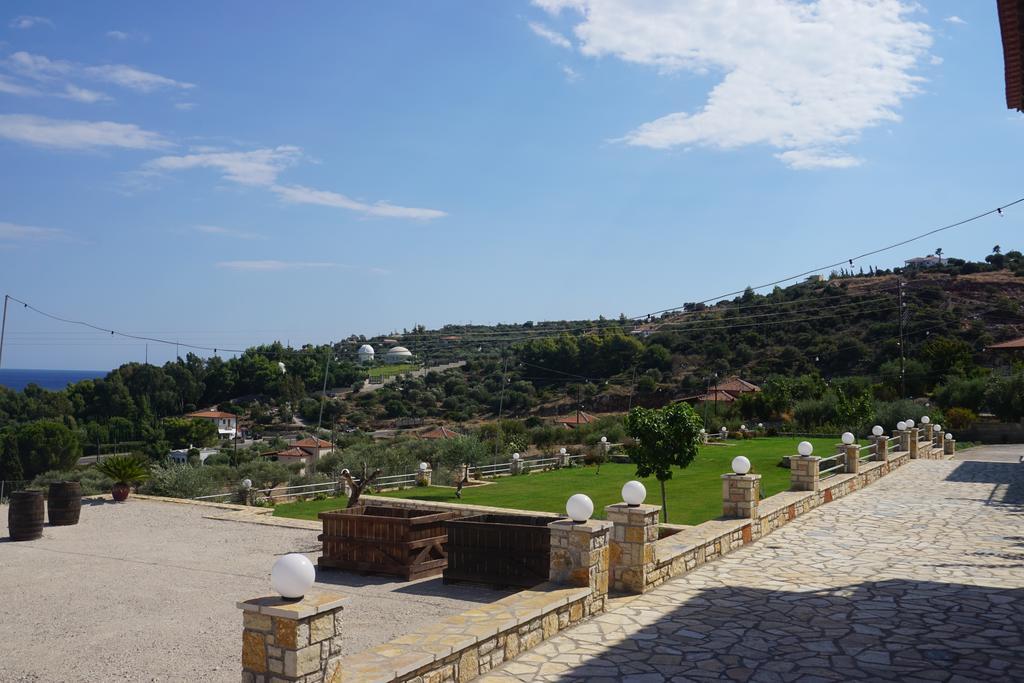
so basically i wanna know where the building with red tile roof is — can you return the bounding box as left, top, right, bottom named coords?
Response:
left=419, top=425, right=464, bottom=440
left=999, top=0, right=1024, bottom=111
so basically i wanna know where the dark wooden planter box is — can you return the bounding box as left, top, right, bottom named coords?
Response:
left=443, top=513, right=561, bottom=588
left=318, top=505, right=457, bottom=581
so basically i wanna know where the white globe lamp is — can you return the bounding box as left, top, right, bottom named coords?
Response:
left=933, top=424, right=941, bottom=432
left=945, top=433, right=952, bottom=440
left=600, top=436, right=608, bottom=444
left=720, top=426, right=727, bottom=433
left=512, top=452, right=520, bottom=461
left=740, top=424, right=747, bottom=431
left=419, top=461, right=429, bottom=471
left=566, top=493, right=594, bottom=523
left=797, top=441, right=813, bottom=457
left=621, top=481, right=646, bottom=506
left=731, top=456, right=751, bottom=475
left=559, top=447, right=567, bottom=456
left=699, top=428, right=706, bottom=435
left=841, top=432, right=855, bottom=445
left=897, top=421, right=907, bottom=431
left=906, top=419, right=915, bottom=428
left=242, top=478, right=253, bottom=490
left=871, top=425, right=883, bottom=437
left=271, top=553, right=315, bottom=599
left=757, top=423, right=764, bottom=430
left=921, top=416, right=930, bottom=425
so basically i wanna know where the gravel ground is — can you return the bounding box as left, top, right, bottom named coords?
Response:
left=0, top=497, right=511, bottom=683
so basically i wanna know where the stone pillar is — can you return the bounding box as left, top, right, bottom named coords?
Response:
left=549, top=519, right=612, bottom=616
left=875, top=436, right=889, bottom=461
left=238, top=592, right=347, bottom=683
left=790, top=456, right=820, bottom=491
left=510, top=458, right=523, bottom=475
left=895, top=429, right=909, bottom=453
left=909, top=428, right=919, bottom=458
left=416, top=467, right=432, bottom=487
left=721, top=474, right=761, bottom=519
left=560, top=451, right=571, bottom=467
left=844, top=444, right=860, bottom=474
left=944, top=438, right=955, bottom=456
left=605, top=503, right=660, bottom=594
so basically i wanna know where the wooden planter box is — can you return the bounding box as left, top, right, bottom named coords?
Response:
left=318, top=505, right=457, bottom=581
left=443, top=513, right=561, bottom=588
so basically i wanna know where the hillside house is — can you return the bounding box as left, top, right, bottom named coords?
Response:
left=185, top=409, right=237, bottom=440
left=904, top=255, right=945, bottom=269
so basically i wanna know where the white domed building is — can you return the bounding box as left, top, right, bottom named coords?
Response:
left=385, top=346, right=414, bottom=363
left=357, top=344, right=375, bottom=364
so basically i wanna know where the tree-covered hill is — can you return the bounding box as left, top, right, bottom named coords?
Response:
left=2, top=247, right=1024, bottom=482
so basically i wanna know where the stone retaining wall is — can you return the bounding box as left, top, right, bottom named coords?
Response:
left=643, top=446, right=919, bottom=594
left=343, top=585, right=592, bottom=683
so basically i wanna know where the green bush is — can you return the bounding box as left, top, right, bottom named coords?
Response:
left=944, top=407, right=977, bottom=431
left=31, top=467, right=114, bottom=496
left=141, top=464, right=214, bottom=499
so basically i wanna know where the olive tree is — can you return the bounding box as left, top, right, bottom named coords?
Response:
left=624, top=402, right=703, bottom=522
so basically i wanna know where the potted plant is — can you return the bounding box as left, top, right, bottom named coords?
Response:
left=94, top=455, right=151, bottom=501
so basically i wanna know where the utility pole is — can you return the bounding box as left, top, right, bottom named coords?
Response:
left=898, top=278, right=906, bottom=398
left=316, top=344, right=333, bottom=438
left=626, top=366, right=637, bottom=412
left=493, top=352, right=509, bottom=464
left=0, top=294, right=8, bottom=369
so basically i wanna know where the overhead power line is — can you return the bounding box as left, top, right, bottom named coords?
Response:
left=1, top=195, right=1020, bottom=365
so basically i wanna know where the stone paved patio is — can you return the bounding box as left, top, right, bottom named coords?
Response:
left=482, top=455, right=1024, bottom=682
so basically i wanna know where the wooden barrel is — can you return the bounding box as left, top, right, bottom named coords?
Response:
left=8, top=490, right=44, bottom=541
left=47, top=481, right=82, bottom=526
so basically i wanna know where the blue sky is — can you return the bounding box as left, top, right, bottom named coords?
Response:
left=0, top=1, right=1021, bottom=370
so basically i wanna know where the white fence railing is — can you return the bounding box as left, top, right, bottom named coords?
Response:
left=192, top=452, right=593, bottom=503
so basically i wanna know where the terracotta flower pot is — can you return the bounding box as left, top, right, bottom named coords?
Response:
left=111, top=483, right=131, bottom=502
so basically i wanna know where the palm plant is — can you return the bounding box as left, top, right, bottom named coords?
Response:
left=95, top=455, right=151, bottom=501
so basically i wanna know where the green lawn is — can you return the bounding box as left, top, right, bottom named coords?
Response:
left=273, top=436, right=849, bottom=526
left=364, top=363, right=420, bottom=379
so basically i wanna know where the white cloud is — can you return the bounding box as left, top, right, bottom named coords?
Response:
left=3, top=51, right=192, bottom=96
left=174, top=102, right=197, bottom=111
left=535, top=0, right=933, bottom=169
left=529, top=21, right=572, bottom=49
left=216, top=260, right=336, bottom=271
left=83, top=63, right=193, bottom=92
left=562, top=65, right=580, bottom=82
left=0, top=221, right=66, bottom=242
left=146, top=145, right=447, bottom=220
left=0, top=114, right=171, bottom=150
left=194, top=224, right=265, bottom=240
left=9, top=16, right=53, bottom=30
left=61, top=84, right=110, bottom=103
left=104, top=30, right=149, bottom=42
left=944, top=16, right=966, bottom=25
left=271, top=184, right=448, bottom=220
left=0, top=74, right=39, bottom=96
left=146, top=146, right=302, bottom=186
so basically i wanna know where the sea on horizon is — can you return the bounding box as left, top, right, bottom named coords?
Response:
left=0, top=368, right=108, bottom=392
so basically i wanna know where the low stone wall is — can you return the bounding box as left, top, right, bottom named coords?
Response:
left=640, top=446, right=919, bottom=594
left=342, top=584, right=592, bottom=683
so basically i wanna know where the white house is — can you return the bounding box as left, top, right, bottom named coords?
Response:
left=385, top=345, right=414, bottom=363
left=904, top=255, right=945, bottom=269
left=169, top=446, right=219, bottom=465
left=357, top=344, right=375, bottom=364
left=185, top=409, right=237, bottom=439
